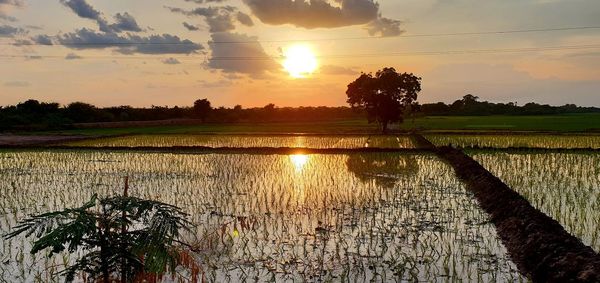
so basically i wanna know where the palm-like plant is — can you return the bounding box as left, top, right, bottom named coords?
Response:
left=4, top=178, right=191, bottom=282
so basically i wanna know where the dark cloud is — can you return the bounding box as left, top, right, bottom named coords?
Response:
left=242, top=0, right=379, bottom=29
left=110, top=12, right=142, bottom=32
left=60, top=0, right=101, bottom=21
left=60, top=0, right=143, bottom=33
left=365, top=16, right=403, bottom=37
left=0, top=24, right=23, bottom=37
left=207, top=32, right=278, bottom=76
left=0, top=0, right=23, bottom=7
left=167, top=6, right=252, bottom=32
left=65, top=52, right=82, bottom=59
left=236, top=12, right=253, bottom=27
left=182, top=22, right=200, bottom=31
left=32, top=34, right=53, bottom=45
left=57, top=28, right=203, bottom=54
left=162, top=57, right=181, bottom=64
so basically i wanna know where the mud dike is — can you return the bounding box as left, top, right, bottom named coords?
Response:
left=412, top=133, right=600, bottom=282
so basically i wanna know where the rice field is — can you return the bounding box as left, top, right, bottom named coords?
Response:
left=471, top=151, right=600, bottom=251
left=0, top=150, right=525, bottom=282
left=62, top=134, right=417, bottom=149
left=427, top=134, right=600, bottom=149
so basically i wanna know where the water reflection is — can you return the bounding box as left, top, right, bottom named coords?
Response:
left=289, top=154, right=309, bottom=172
left=346, top=153, right=419, bottom=188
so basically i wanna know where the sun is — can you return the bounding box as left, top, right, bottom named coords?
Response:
left=282, top=44, right=318, bottom=78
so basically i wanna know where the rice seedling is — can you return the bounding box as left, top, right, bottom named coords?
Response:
left=471, top=151, right=600, bottom=251
left=0, top=150, right=524, bottom=281
left=427, top=134, right=600, bottom=149
left=62, top=134, right=417, bottom=149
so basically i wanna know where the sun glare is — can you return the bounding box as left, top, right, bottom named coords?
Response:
left=290, top=154, right=309, bottom=171
left=283, top=44, right=318, bottom=78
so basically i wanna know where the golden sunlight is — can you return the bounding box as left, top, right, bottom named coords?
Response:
left=282, top=44, right=318, bottom=78
left=289, top=154, right=309, bottom=171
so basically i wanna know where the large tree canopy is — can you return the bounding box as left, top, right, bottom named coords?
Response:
left=193, top=98, right=212, bottom=122
left=346, top=67, right=421, bottom=133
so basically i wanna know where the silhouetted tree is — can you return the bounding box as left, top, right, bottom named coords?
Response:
left=346, top=67, right=421, bottom=133
left=65, top=102, right=112, bottom=123
left=193, top=98, right=212, bottom=122
left=462, top=94, right=479, bottom=103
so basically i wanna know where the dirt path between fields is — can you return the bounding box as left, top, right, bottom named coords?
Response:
left=0, top=135, right=91, bottom=146
left=413, top=133, right=600, bottom=282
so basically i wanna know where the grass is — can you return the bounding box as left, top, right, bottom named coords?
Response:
left=401, top=114, right=600, bottom=132
left=35, top=113, right=600, bottom=136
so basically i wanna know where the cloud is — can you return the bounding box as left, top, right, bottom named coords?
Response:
left=12, top=38, right=30, bottom=45
left=182, top=22, right=200, bottom=31
left=365, top=16, right=403, bottom=37
left=236, top=12, right=253, bottom=26
left=0, top=12, right=17, bottom=22
left=0, top=24, right=23, bottom=37
left=57, top=28, right=203, bottom=54
left=65, top=52, right=82, bottom=59
left=319, top=64, right=357, bottom=75
left=4, top=81, right=29, bottom=87
left=110, top=12, right=142, bottom=32
left=167, top=6, right=252, bottom=32
left=242, top=0, right=379, bottom=29
left=184, top=0, right=227, bottom=3
left=162, top=57, right=180, bottom=64
left=60, top=0, right=143, bottom=33
left=207, top=32, right=278, bottom=76
left=60, top=0, right=102, bottom=21
left=0, top=0, right=22, bottom=23
left=32, top=34, right=53, bottom=45
left=0, top=0, right=23, bottom=7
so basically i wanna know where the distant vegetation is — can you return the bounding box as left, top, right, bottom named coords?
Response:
left=0, top=94, right=598, bottom=132
left=421, top=94, right=600, bottom=116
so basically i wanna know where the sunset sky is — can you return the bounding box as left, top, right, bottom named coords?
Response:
left=1, top=0, right=599, bottom=107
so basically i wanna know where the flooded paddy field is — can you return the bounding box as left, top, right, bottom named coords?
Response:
left=470, top=151, right=600, bottom=251
left=427, top=134, right=600, bottom=149
left=0, top=150, right=524, bottom=282
left=62, top=134, right=417, bottom=149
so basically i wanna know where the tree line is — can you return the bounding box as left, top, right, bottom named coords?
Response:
left=420, top=94, right=600, bottom=116
left=0, top=95, right=598, bottom=131
left=0, top=99, right=362, bottom=131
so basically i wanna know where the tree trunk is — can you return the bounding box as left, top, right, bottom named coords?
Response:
left=121, top=177, right=129, bottom=283
left=99, top=215, right=110, bottom=283
left=381, top=120, right=388, bottom=134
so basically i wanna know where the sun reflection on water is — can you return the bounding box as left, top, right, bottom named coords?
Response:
left=289, top=154, right=309, bottom=172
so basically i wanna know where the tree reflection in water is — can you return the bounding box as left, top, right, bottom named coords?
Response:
left=346, top=153, right=419, bottom=189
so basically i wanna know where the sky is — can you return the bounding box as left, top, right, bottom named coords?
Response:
left=0, top=0, right=599, bottom=107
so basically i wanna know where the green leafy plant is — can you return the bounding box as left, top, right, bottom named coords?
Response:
left=4, top=178, right=192, bottom=283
